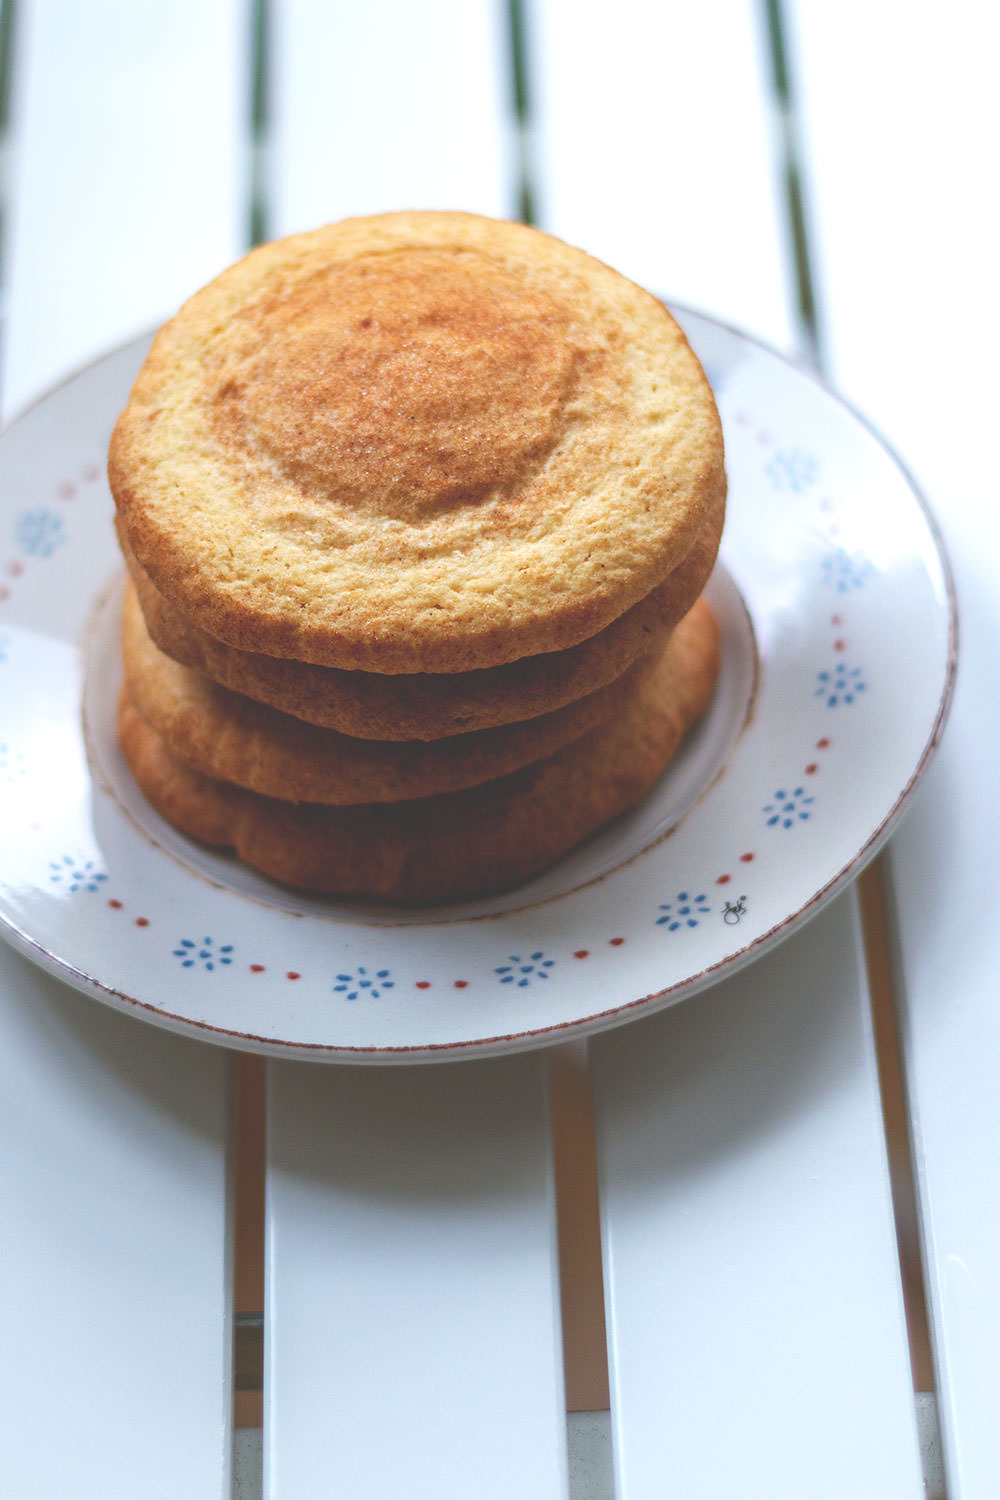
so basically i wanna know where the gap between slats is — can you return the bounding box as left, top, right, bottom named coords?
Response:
left=228, top=1046, right=613, bottom=1404
left=233, top=1052, right=266, bottom=1432
left=858, top=861, right=935, bottom=1395
left=231, top=0, right=269, bottom=1471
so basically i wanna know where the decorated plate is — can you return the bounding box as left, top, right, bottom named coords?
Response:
left=0, top=313, right=956, bottom=1060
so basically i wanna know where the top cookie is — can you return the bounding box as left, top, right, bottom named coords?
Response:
left=109, top=211, right=725, bottom=674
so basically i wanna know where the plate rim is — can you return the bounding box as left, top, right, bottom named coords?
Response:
left=0, top=310, right=959, bottom=1061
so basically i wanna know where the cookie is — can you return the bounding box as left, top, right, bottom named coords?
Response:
left=121, top=580, right=669, bottom=804
left=120, top=494, right=723, bottom=739
left=110, top=211, right=725, bottom=674
left=117, top=598, right=720, bottom=903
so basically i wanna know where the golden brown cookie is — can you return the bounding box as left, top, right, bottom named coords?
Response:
left=120, top=495, right=723, bottom=738
left=110, top=211, right=725, bottom=674
left=121, top=581, right=668, bottom=804
left=117, top=599, right=720, bottom=903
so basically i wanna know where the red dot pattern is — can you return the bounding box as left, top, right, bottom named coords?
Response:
left=80, top=486, right=860, bottom=1004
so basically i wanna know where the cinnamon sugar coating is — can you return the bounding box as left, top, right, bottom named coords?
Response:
left=110, top=211, right=725, bottom=674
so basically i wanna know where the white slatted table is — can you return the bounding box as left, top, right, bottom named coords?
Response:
left=0, top=4, right=994, bottom=1497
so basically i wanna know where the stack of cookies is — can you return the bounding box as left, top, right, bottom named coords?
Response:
left=108, top=212, right=725, bottom=904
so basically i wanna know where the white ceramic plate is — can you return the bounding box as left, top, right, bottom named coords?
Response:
left=0, top=313, right=956, bottom=1060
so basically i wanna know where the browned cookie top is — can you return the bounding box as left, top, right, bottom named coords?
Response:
left=110, top=211, right=725, bottom=673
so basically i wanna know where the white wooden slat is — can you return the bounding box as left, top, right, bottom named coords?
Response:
left=590, top=895, right=923, bottom=1500
left=789, top=7, right=1000, bottom=1495
left=2, top=0, right=247, bottom=416
left=261, top=19, right=566, bottom=1498
left=531, top=0, right=795, bottom=348
left=264, top=1054, right=567, bottom=1499
left=0, top=944, right=232, bottom=1499
left=0, top=7, right=246, bottom=1495
left=269, top=0, right=510, bottom=238
left=786, top=1, right=1000, bottom=499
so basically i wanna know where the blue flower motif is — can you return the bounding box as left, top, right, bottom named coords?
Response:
left=765, top=449, right=818, bottom=492
left=656, top=891, right=711, bottom=931
left=48, top=855, right=107, bottom=894
left=495, top=952, right=555, bottom=988
left=15, top=508, right=65, bottom=558
left=816, top=663, right=867, bottom=707
left=333, top=966, right=394, bottom=1001
left=764, top=787, right=815, bottom=829
left=0, top=742, right=27, bottom=781
left=821, top=547, right=873, bottom=593
left=173, top=937, right=234, bottom=972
